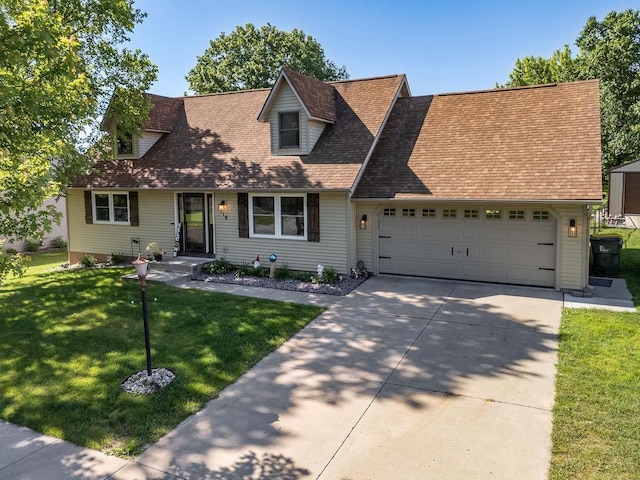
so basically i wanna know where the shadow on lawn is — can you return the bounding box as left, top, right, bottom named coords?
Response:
left=0, top=267, right=322, bottom=458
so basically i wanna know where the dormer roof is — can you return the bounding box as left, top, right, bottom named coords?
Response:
left=257, top=68, right=337, bottom=124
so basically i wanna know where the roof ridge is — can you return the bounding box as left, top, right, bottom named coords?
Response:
left=329, top=73, right=404, bottom=85
left=435, top=79, right=599, bottom=97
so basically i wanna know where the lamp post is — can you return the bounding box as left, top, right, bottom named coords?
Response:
left=132, top=255, right=153, bottom=377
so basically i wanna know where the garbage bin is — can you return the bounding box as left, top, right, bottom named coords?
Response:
left=590, top=234, right=623, bottom=277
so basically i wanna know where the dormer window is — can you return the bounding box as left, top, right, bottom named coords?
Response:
left=117, top=131, right=133, bottom=155
left=279, top=112, right=300, bottom=148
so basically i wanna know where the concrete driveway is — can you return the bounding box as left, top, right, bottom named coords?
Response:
left=118, top=276, right=562, bottom=479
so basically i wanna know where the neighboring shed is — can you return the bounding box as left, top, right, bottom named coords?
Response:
left=608, top=159, right=640, bottom=227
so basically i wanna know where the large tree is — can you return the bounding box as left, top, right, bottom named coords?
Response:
left=186, top=23, right=348, bottom=94
left=502, top=9, right=640, bottom=178
left=0, top=0, right=157, bottom=281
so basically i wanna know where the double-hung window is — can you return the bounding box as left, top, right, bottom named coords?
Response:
left=250, top=194, right=305, bottom=238
left=92, top=192, right=130, bottom=224
left=116, top=130, right=133, bottom=156
left=279, top=112, right=300, bottom=149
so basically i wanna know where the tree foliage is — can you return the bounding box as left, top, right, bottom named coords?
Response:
left=0, top=0, right=157, bottom=281
left=186, top=23, right=348, bottom=94
left=502, top=9, right=640, bottom=177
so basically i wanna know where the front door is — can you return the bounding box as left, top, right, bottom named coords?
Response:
left=180, top=193, right=206, bottom=254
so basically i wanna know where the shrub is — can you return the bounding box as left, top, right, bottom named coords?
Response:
left=24, top=239, right=41, bottom=252
left=50, top=236, right=67, bottom=249
left=234, top=262, right=252, bottom=278
left=4, top=247, right=18, bottom=255
left=320, top=267, right=340, bottom=285
left=251, top=266, right=270, bottom=278
left=275, top=264, right=292, bottom=280
left=79, top=255, right=97, bottom=268
left=293, top=271, right=314, bottom=282
left=109, top=251, right=127, bottom=265
left=202, top=258, right=235, bottom=275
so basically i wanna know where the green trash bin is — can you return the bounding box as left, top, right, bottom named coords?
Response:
left=590, top=234, right=623, bottom=277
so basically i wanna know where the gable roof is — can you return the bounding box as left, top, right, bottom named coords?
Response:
left=257, top=68, right=338, bottom=123
left=71, top=73, right=406, bottom=190
left=353, top=80, right=602, bottom=202
left=610, top=158, right=640, bottom=173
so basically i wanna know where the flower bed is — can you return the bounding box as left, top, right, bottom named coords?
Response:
left=196, top=272, right=368, bottom=296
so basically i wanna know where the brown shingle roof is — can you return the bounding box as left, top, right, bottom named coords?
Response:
left=72, top=73, right=406, bottom=190
left=143, top=94, right=183, bottom=132
left=353, top=80, right=602, bottom=201
left=282, top=68, right=337, bottom=122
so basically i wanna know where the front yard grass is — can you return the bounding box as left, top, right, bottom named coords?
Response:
left=0, top=266, right=324, bottom=457
left=550, top=227, right=640, bottom=479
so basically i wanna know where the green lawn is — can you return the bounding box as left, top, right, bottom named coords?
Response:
left=550, top=228, right=640, bottom=479
left=0, top=260, right=324, bottom=457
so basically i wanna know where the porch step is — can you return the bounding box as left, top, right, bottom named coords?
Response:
left=149, top=256, right=208, bottom=277
left=122, top=256, right=208, bottom=286
left=122, top=270, right=191, bottom=286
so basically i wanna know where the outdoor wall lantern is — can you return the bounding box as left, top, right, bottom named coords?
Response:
left=360, top=214, right=368, bottom=230
left=568, top=219, right=577, bottom=238
left=218, top=200, right=228, bottom=219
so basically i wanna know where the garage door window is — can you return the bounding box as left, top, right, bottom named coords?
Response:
left=422, top=208, right=436, bottom=217
left=443, top=209, right=457, bottom=218
left=402, top=208, right=416, bottom=217
left=464, top=209, right=479, bottom=218
left=509, top=210, right=525, bottom=220
left=383, top=208, right=396, bottom=216
left=533, top=210, right=550, bottom=220
left=485, top=209, right=501, bottom=219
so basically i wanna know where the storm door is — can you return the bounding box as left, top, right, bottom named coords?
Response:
left=179, top=193, right=206, bottom=254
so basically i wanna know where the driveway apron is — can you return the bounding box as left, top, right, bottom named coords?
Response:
left=128, top=276, right=562, bottom=480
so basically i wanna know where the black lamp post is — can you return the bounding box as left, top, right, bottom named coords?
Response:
left=132, top=255, right=153, bottom=377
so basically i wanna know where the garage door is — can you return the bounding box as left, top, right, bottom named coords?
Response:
left=378, top=206, right=556, bottom=287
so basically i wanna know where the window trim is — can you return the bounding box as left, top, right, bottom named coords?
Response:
left=278, top=111, right=301, bottom=149
left=249, top=193, right=307, bottom=240
left=92, top=191, right=131, bottom=225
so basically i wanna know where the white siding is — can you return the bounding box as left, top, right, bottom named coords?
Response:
left=354, top=203, right=380, bottom=273
left=552, top=204, right=589, bottom=291
left=67, top=189, right=176, bottom=261
left=138, top=132, right=164, bottom=157
left=214, top=192, right=350, bottom=274
left=308, top=119, right=327, bottom=151
left=268, top=83, right=309, bottom=155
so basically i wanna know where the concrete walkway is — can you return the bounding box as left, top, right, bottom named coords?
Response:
left=2, top=277, right=567, bottom=479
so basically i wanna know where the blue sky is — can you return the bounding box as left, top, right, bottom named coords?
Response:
left=129, top=1, right=637, bottom=97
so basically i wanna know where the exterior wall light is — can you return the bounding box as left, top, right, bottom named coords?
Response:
left=360, top=214, right=368, bottom=230
left=218, top=200, right=228, bottom=219
left=568, top=219, right=577, bottom=238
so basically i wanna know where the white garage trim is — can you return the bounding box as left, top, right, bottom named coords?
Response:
left=375, top=205, right=557, bottom=287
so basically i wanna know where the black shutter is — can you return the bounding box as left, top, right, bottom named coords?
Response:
left=238, top=193, right=249, bottom=238
left=307, top=193, right=320, bottom=242
left=129, top=191, right=139, bottom=226
left=84, top=191, right=93, bottom=224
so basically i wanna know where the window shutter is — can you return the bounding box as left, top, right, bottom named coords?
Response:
left=307, top=193, right=320, bottom=242
left=129, top=191, right=139, bottom=226
left=238, top=193, right=249, bottom=238
left=84, top=191, right=93, bottom=224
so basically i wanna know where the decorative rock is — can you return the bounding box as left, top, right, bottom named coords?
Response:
left=121, top=368, right=175, bottom=395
